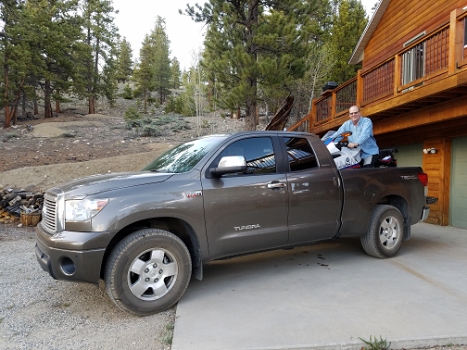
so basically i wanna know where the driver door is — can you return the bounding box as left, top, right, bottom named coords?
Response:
left=201, top=136, right=289, bottom=260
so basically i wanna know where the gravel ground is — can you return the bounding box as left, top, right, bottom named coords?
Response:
left=0, top=225, right=175, bottom=350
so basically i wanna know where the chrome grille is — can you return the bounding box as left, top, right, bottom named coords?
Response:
left=42, top=189, right=64, bottom=234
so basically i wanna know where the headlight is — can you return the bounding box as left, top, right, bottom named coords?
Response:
left=65, top=198, right=109, bottom=221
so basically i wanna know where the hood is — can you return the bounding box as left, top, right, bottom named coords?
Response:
left=50, top=171, right=173, bottom=198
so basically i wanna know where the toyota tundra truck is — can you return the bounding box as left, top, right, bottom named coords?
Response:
left=35, top=131, right=431, bottom=315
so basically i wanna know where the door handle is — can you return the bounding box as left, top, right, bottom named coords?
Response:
left=333, top=176, right=340, bottom=187
left=268, top=182, right=286, bottom=189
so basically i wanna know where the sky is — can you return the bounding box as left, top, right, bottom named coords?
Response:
left=112, top=0, right=205, bottom=71
left=112, top=0, right=378, bottom=71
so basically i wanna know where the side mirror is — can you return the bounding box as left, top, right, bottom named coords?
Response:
left=210, top=156, right=247, bottom=177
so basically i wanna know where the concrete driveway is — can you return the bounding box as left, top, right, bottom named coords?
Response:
left=172, top=223, right=467, bottom=350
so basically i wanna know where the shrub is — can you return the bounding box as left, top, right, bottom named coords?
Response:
left=62, top=131, right=77, bottom=138
left=122, top=84, right=133, bottom=99
left=171, top=119, right=191, bottom=132
left=124, top=106, right=140, bottom=121
left=141, top=123, right=164, bottom=137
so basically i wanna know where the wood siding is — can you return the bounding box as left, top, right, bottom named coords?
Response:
left=362, top=0, right=466, bottom=72
left=423, top=137, right=448, bottom=225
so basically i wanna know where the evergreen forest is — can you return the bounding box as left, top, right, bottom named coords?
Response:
left=1, top=0, right=369, bottom=130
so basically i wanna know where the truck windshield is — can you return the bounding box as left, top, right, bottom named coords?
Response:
left=143, top=135, right=227, bottom=173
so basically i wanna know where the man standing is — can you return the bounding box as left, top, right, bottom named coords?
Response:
left=330, top=105, right=379, bottom=167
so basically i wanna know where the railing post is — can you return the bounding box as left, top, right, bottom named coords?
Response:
left=449, top=8, right=465, bottom=73
left=310, top=100, right=316, bottom=132
left=330, top=92, right=336, bottom=119
left=394, top=54, right=401, bottom=95
left=356, top=69, right=363, bottom=107
left=448, top=9, right=458, bottom=74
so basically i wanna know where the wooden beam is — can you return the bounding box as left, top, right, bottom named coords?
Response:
left=374, top=95, right=467, bottom=134
left=377, top=116, right=467, bottom=147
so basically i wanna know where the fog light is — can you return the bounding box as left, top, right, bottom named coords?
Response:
left=60, top=257, right=76, bottom=275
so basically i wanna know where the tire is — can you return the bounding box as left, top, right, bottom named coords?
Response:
left=105, top=228, right=192, bottom=316
left=360, top=205, right=404, bottom=258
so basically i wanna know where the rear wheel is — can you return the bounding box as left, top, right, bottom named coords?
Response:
left=105, top=228, right=192, bottom=316
left=361, top=205, right=404, bottom=258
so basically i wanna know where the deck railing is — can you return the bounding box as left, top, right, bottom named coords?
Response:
left=288, top=7, right=466, bottom=132
left=362, top=59, right=394, bottom=104
left=311, top=77, right=357, bottom=126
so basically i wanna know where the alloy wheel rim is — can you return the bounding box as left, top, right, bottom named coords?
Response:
left=127, top=248, right=179, bottom=301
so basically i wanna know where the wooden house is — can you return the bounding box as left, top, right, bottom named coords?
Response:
left=290, top=0, right=467, bottom=229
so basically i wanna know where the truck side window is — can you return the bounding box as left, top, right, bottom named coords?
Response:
left=282, top=137, right=318, bottom=171
left=215, top=137, right=276, bottom=175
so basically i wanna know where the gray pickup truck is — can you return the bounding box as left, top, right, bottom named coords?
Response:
left=35, top=131, right=430, bottom=316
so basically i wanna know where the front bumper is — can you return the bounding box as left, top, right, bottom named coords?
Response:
left=35, top=223, right=106, bottom=284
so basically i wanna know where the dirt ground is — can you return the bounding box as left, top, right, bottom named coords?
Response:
left=0, top=100, right=252, bottom=191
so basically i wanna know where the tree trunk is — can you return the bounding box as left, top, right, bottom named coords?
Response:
left=55, top=100, right=61, bottom=113
left=54, top=90, right=61, bottom=113
left=44, top=79, right=53, bottom=118
left=244, top=72, right=258, bottom=130
left=12, top=96, right=18, bottom=125
left=89, top=35, right=100, bottom=115
left=21, top=88, right=26, bottom=118
left=256, top=105, right=259, bottom=125
left=5, top=78, right=26, bottom=126
left=3, top=62, right=12, bottom=128
left=89, top=96, right=96, bottom=114
left=244, top=99, right=257, bottom=131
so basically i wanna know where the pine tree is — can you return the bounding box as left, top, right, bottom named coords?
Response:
left=102, top=44, right=118, bottom=106
left=170, top=57, right=181, bottom=89
left=79, top=0, right=119, bottom=114
left=23, top=0, right=82, bottom=118
left=133, top=34, right=155, bottom=113
left=1, top=0, right=29, bottom=127
left=150, top=17, right=171, bottom=105
left=115, top=37, right=133, bottom=83
left=327, top=0, right=368, bottom=84
left=289, top=0, right=334, bottom=123
left=186, top=0, right=316, bottom=130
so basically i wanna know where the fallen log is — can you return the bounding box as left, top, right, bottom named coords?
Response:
left=265, top=96, right=294, bottom=131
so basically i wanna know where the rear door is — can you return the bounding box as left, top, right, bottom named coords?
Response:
left=201, top=135, right=289, bottom=259
left=281, top=136, right=342, bottom=244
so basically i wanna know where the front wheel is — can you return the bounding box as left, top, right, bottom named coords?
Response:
left=105, top=228, right=192, bottom=316
left=360, top=205, right=404, bottom=258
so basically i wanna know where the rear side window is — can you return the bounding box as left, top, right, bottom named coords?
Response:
left=213, top=137, right=276, bottom=175
left=282, top=137, right=318, bottom=172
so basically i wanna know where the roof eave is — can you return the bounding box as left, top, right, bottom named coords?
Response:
left=348, top=0, right=391, bottom=65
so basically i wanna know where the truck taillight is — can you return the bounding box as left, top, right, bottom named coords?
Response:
left=417, top=172, right=428, bottom=186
